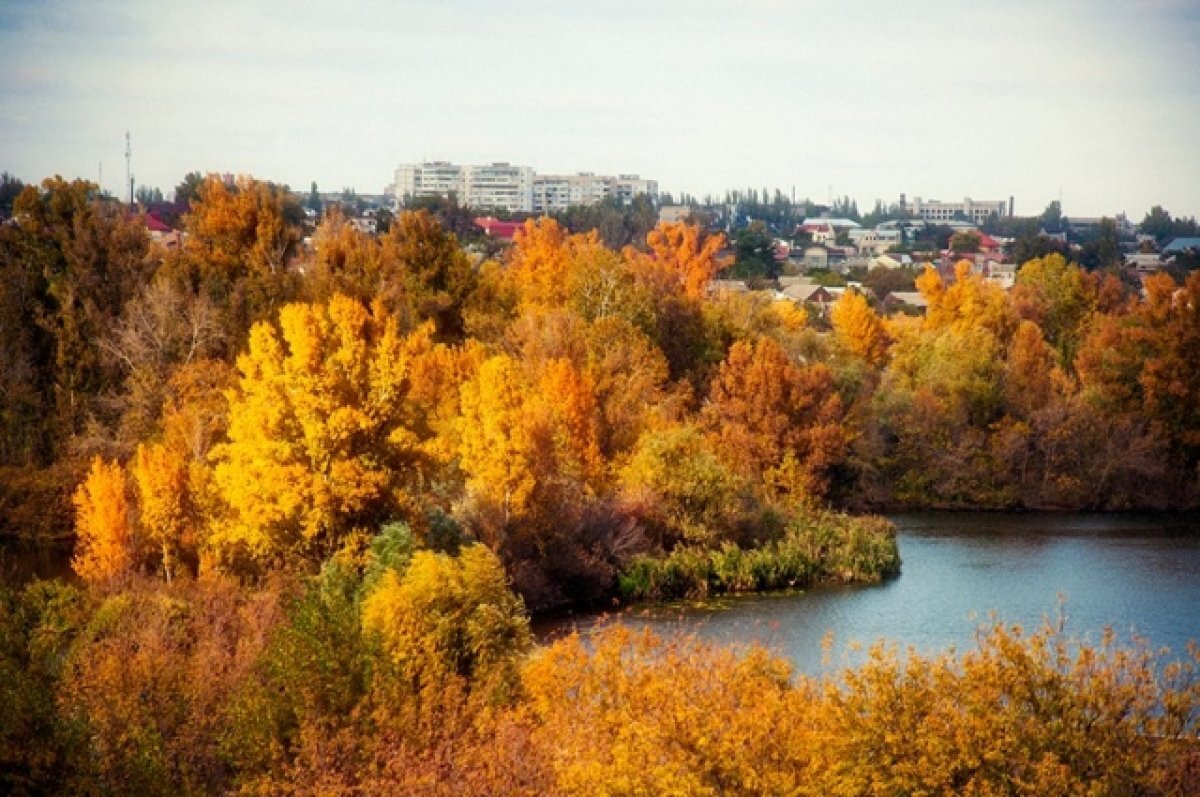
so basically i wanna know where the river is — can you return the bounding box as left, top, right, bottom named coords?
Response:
left=536, top=512, right=1200, bottom=675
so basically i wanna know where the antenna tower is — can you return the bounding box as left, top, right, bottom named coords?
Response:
left=125, top=131, right=133, bottom=205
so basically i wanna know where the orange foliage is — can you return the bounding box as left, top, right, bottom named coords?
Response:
left=72, top=456, right=134, bottom=588
left=704, top=336, right=847, bottom=496
left=508, top=218, right=585, bottom=310
left=642, top=221, right=728, bottom=299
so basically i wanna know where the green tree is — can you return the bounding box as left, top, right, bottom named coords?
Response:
left=729, top=222, right=779, bottom=280
left=1040, top=200, right=1064, bottom=234
left=173, top=171, right=204, bottom=206
left=306, top=181, right=322, bottom=214
left=0, top=172, right=25, bottom=218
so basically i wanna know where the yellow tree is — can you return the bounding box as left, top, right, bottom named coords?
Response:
left=919, top=260, right=1018, bottom=344
left=72, top=455, right=134, bottom=588
left=209, top=295, right=427, bottom=570
left=830, top=289, right=891, bottom=366
left=458, top=355, right=537, bottom=527
left=361, top=545, right=530, bottom=699
left=507, top=218, right=577, bottom=311
left=131, top=442, right=191, bottom=582
left=1010, top=253, right=1097, bottom=364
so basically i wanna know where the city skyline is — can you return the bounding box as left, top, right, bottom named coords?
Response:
left=2, top=1, right=1199, bottom=219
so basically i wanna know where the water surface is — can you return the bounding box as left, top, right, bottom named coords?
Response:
left=537, top=513, right=1200, bottom=675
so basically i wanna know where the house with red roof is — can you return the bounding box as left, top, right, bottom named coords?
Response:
left=474, top=216, right=523, bottom=241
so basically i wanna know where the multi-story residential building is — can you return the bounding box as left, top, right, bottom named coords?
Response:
left=903, top=195, right=1011, bottom=225
left=395, top=161, right=656, bottom=214
left=394, top=161, right=464, bottom=201
left=610, top=174, right=658, bottom=204
left=531, top=172, right=611, bottom=213
left=462, top=162, right=534, bottom=213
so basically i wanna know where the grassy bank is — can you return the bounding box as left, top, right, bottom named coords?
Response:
left=617, top=509, right=900, bottom=602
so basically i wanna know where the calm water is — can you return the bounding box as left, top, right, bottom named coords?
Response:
left=537, top=513, right=1200, bottom=675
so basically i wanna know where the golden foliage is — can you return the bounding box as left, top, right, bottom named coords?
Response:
left=830, top=289, right=890, bottom=366
left=361, top=545, right=530, bottom=694
left=132, top=443, right=192, bottom=582
left=458, top=355, right=537, bottom=524
left=209, top=295, right=429, bottom=569
left=72, top=456, right=134, bottom=588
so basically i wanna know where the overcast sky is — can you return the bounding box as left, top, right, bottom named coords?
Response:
left=2, top=0, right=1198, bottom=219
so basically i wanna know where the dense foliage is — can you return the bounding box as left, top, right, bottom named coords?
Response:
left=1, top=568, right=1197, bottom=794
left=2, top=173, right=1199, bottom=792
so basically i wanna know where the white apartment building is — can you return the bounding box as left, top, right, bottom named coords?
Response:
left=610, top=174, right=658, bottom=204
left=905, top=196, right=1011, bottom=225
left=532, top=173, right=610, bottom=213
left=394, top=161, right=464, bottom=201
left=462, top=163, right=534, bottom=213
left=395, top=161, right=656, bottom=215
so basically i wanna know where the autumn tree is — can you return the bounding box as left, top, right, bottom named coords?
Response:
left=1010, top=253, right=1097, bottom=364
left=380, top=209, right=478, bottom=339
left=175, top=175, right=302, bottom=347
left=2, top=178, right=151, bottom=459
left=703, top=336, right=847, bottom=498
left=131, top=443, right=192, bottom=582
left=305, top=208, right=385, bottom=307
left=620, top=424, right=746, bottom=547
left=830, top=289, right=891, bottom=366
left=72, top=456, right=134, bottom=588
left=209, top=295, right=432, bottom=571
left=506, top=217, right=578, bottom=311
left=361, top=545, right=530, bottom=701
left=642, top=221, right=727, bottom=300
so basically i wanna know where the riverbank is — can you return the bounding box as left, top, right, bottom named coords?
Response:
left=616, top=509, right=900, bottom=602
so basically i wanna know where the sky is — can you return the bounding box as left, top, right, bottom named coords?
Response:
left=2, top=0, right=1199, bottom=219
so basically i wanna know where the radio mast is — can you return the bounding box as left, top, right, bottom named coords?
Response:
left=125, top=131, right=133, bottom=205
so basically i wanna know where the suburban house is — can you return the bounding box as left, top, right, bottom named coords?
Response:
left=984, top=261, right=1017, bottom=289
left=1124, top=252, right=1163, bottom=273
left=885, top=291, right=929, bottom=313
left=779, top=282, right=834, bottom=306
left=848, top=227, right=902, bottom=255
left=1164, top=237, right=1200, bottom=257
left=473, top=216, right=524, bottom=241
left=708, top=279, right=751, bottom=295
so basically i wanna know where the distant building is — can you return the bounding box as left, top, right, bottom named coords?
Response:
left=531, top=172, right=658, bottom=213
left=394, top=160, right=655, bottom=214
left=849, top=227, right=902, bottom=255
left=474, top=216, right=525, bottom=241
left=904, top=196, right=1010, bottom=225
left=395, top=161, right=464, bottom=201
left=885, top=291, right=929, bottom=313
left=463, top=163, right=534, bottom=213
left=1068, top=213, right=1135, bottom=237
left=1123, top=253, right=1162, bottom=273
left=1163, top=237, right=1200, bottom=255
left=658, top=205, right=692, bottom=224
